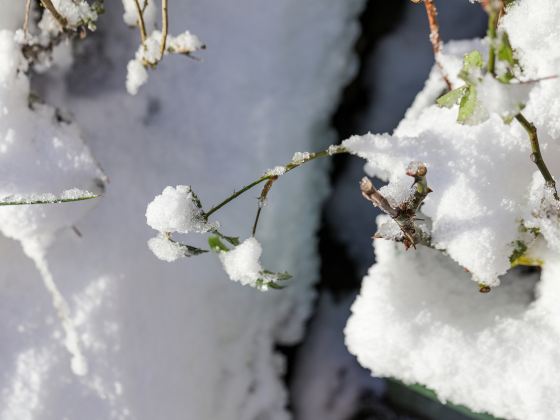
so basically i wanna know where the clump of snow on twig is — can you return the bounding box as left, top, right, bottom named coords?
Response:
left=219, top=237, right=267, bottom=290
left=126, top=31, right=204, bottom=95
left=146, top=185, right=214, bottom=234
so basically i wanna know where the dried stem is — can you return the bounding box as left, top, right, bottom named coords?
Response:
left=252, top=177, right=278, bottom=236
left=132, top=0, right=148, bottom=43
left=204, top=146, right=348, bottom=218
left=515, top=113, right=559, bottom=200
left=40, top=0, right=68, bottom=29
left=360, top=178, right=398, bottom=218
left=160, top=0, right=168, bottom=59
left=420, top=0, right=452, bottom=91
left=361, top=162, right=432, bottom=249
left=24, top=0, right=32, bottom=37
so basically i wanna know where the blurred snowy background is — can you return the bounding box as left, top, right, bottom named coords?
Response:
left=0, top=0, right=488, bottom=419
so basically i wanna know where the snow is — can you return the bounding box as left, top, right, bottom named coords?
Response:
left=0, top=0, right=365, bottom=418
left=344, top=1, right=560, bottom=418
left=125, top=59, right=148, bottom=95
left=38, top=0, right=98, bottom=35
left=0, top=188, right=97, bottom=205
left=219, top=237, right=265, bottom=289
left=341, top=37, right=554, bottom=287
left=291, top=151, right=311, bottom=164
left=325, top=0, right=488, bottom=274
left=502, top=0, right=560, bottom=79
left=346, top=239, right=560, bottom=420
left=122, top=0, right=157, bottom=31
left=265, top=166, right=286, bottom=177
left=146, top=185, right=214, bottom=234
left=126, top=30, right=204, bottom=95
left=147, top=234, right=188, bottom=262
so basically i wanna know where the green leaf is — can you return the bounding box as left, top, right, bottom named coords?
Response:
left=459, top=50, right=484, bottom=83
left=182, top=244, right=209, bottom=257
left=208, top=235, right=230, bottom=252
left=218, top=232, right=240, bottom=246
left=463, top=50, right=483, bottom=69
left=261, top=270, right=292, bottom=281
left=436, top=87, right=467, bottom=108
left=457, top=85, right=478, bottom=124
left=497, top=33, right=515, bottom=66
left=496, top=71, right=515, bottom=84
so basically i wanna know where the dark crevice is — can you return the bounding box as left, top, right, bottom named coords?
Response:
left=280, top=0, right=410, bottom=418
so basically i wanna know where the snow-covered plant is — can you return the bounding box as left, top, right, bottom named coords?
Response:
left=123, top=0, right=205, bottom=94
left=145, top=148, right=349, bottom=290
left=147, top=0, right=560, bottom=297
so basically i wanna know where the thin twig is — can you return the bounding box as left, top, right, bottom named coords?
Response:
left=160, top=0, right=168, bottom=59
left=421, top=0, right=452, bottom=91
left=515, top=113, right=559, bottom=200
left=24, top=0, right=32, bottom=37
left=40, top=0, right=68, bottom=29
left=204, top=146, right=348, bottom=218
left=252, top=177, right=278, bottom=236
left=132, top=0, right=147, bottom=43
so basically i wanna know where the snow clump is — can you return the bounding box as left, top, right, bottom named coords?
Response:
left=126, top=30, right=204, bottom=95
left=147, top=234, right=188, bottom=262
left=146, top=185, right=214, bottom=234
left=219, top=237, right=267, bottom=290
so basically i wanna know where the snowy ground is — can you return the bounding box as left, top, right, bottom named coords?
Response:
left=0, top=1, right=364, bottom=419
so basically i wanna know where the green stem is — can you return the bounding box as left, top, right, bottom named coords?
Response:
left=204, top=145, right=348, bottom=219
left=515, top=113, right=559, bottom=200
left=487, top=7, right=498, bottom=76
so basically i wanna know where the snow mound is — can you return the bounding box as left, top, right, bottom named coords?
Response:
left=346, top=240, right=560, bottom=420
left=343, top=38, right=560, bottom=287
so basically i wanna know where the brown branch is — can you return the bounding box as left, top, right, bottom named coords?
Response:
left=422, top=0, right=452, bottom=91
left=132, top=0, right=147, bottom=44
left=361, top=162, right=432, bottom=249
left=360, top=177, right=399, bottom=218
left=24, top=0, right=32, bottom=37
left=252, top=176, right=278, bottom=236
left=160, top=0, right=168, bottom=59
left=40, top=0, right=68, bottom=29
